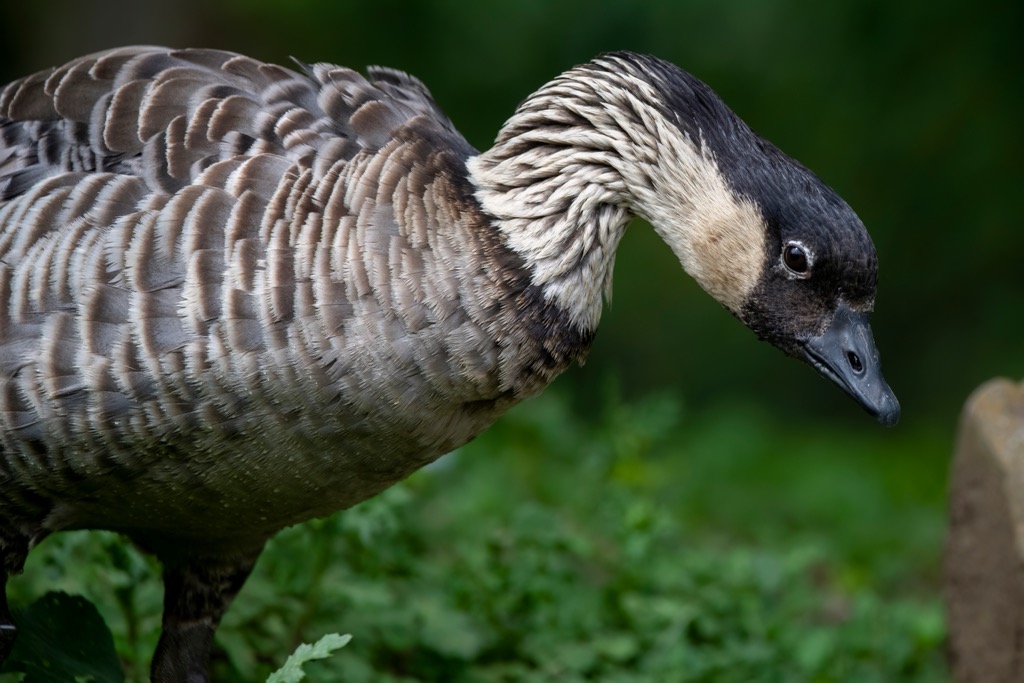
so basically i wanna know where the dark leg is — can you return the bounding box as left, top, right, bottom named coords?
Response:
left=151, top=549, right=263, bottom=683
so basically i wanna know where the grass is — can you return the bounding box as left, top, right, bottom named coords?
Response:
left=2, top=388, right=950, bottom=681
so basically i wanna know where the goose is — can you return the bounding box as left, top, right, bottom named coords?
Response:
left=0, top=46, right=898, bottom=681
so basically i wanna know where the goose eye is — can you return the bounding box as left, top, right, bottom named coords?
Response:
left=783, top=243, right=811, bottom=275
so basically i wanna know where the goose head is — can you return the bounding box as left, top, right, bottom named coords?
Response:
left=729, top=153, right=900, bottom=427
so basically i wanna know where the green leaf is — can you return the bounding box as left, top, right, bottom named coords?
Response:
left=0, top=592, right=123, bottom=683
left=266, top=633, right=352, bottom=683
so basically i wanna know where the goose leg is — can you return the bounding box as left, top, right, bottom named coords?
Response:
left=151, top=549, right=262, bottom=683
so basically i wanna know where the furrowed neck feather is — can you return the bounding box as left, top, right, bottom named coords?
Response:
left=467, top=55, right=766, bottom=332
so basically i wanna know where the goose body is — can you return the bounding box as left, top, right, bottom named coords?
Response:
left=0, top=47, right=897, bottom=680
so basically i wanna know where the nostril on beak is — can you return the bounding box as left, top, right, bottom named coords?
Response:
left=847, top=350, right=863, bottom=374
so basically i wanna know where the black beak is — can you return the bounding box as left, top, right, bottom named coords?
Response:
left=802, top=303, right=900, bottom=426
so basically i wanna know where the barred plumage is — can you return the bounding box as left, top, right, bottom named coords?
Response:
left=0, top=47, right=896, bottom=680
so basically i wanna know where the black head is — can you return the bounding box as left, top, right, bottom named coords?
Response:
left=600, top=52, right=900, bottom=424
left=732, top=145, right=900, bottom=426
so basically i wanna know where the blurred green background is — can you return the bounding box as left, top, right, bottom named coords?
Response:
left=1, top=0, right=1020, bottom=426
left=0, top=0, right=1020, bottom=680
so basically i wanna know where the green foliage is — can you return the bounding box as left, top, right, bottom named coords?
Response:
left=0, top=593, right=123, bottom=683
left=5, top=533, right=161, bottom=681
left=5, top=390, right=948, bottom=682
left=267, top=634, right=351, bottom=683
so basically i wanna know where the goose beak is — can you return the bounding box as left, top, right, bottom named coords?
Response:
left=802, top=303, right=900, bottom=426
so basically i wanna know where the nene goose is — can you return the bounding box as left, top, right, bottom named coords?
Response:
left=0, top=47, right=898, bottom=680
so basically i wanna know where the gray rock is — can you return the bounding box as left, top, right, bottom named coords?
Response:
left=946, top=378, right=1024, bottom=682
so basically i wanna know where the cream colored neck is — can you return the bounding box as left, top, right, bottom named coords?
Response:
left=467, top=64, right=766, bottom=332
